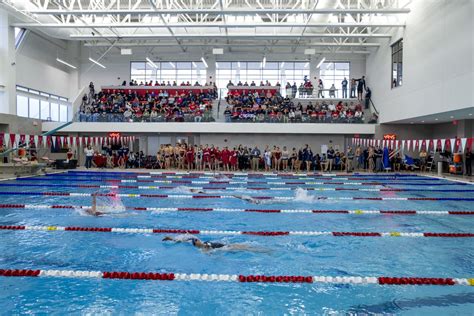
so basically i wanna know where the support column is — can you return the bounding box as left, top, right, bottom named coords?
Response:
left=0, top=10, right=16, bottom=115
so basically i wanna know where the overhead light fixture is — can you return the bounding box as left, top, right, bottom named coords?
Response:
left=237, top=61, right=241, bottom=68
left=89, top=57, right=106, bottom=69
left=304, top=48, right=316, bottom=55
left=192, top=62, right=197, bottom=68
left=421, top=120, right=425, bottom=123
left=212, top=48, right=224, bottom=55
left=450, top=116, right=454, bottom=119
left=262, top=56, right=266, bottom=68
left=146, top=57, right=158, bottom=69
left=316, top=57, right=326, bottom=68
left=201, top=57, right=208, bottom=68
left=469, top=113, right=473, bottom=116
left=56, top=57, right=77, bottom=69
left=169, top=62, right=175, bottom=68
left=280, top=62, right=285, bottom=68
left=435, top=118, right=439, bottom=121
left=410, top=122, right=414, bottom=124
left=304, top=62, right=309, bottom=68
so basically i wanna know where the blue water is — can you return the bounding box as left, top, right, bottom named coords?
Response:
left=0, top=171, right=473, bottom=314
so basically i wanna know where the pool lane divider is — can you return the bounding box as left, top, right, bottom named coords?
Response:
left=0, top=269, right=472, bottom=286
left=0, top=191, right=473, bottom=201
left=2, top=183, right=473, bottom=192
left=0, top=225, right=473, bottom=238
left=1, top=204, right=474, bottom=216
left=15, top=178, right=461, bottom=186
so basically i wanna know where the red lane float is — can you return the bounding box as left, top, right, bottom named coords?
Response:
left=1, top=203, right=474, bottom=216
left=0, top=268, right=472, bottom=286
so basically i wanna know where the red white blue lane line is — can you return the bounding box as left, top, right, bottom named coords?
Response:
left=0, top=268, right=472, bottom=286
left=0, top=224, right=473, bottom=238
left=2, top=183, right=473, bottom=192
left=1, top=203, right=473, bottom=216
left=0, top=191, right=473, bottom=201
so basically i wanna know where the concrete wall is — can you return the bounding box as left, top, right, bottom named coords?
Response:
left=0, top=113, right=42, bottom=134
left=16, top=32, right=79, bottom=100
left=366, top=0, right=474, bottom=123
left=375, top=120, right=473, bottom=140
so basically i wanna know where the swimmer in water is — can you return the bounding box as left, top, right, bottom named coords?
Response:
left=162, top=234, right=269, bottom=253
left=189, top=188, right=206, bottom=194
left=84, top=195, right=105, bottom=216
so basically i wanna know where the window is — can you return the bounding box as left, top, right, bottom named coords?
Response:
left=16, top=85, right=71, bottom=122
left=17, top=95, right=29, bottom=117
left=130, top=61, right=207, bottom=85
left=29, top=98, right=40, bottom=119
left=40, top=100, right=50, bottom=120
left=319, top=62, right=350, bottom=97
left=391, top=39, right=403, bottom=88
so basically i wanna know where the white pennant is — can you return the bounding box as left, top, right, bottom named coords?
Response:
left=425, top=139, right=430, bottom=151
left=450, top=138, right=456, bottom=152
left=52, top=136, right=57, bottom=147
left=4, top=133, right=9, bottom=146
left=34, top=135, right=39, bottom=147
left=440, top=139, right=446, bottom=152
left=417, top=139, right=422, bottom=151
left=461, top=138, right=467, bottom=152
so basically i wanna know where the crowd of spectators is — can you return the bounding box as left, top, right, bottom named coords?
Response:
left=79, top=82, right=217, bottom=123
left=121, top=79, right=215, bottom=87
left=224, top=94, right=369, bottom=123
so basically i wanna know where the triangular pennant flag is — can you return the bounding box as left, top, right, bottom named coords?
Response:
left=4, top=133, right=9, bottom=146
left=450, top=138, right=456, bottom=152
left=34, top=135, right=39, bottom=147
left=455, top=138, right=461, bottom=152
left=461, top=138, right=467, bottom=152
left=440, top=139, right=446, bottom=152
left=52, top=136, right=57, bottom=147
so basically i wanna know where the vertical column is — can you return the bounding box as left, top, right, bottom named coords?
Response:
left=309, top=56, right=319, bottom=85
left=0, top=10, right=16, bottom=114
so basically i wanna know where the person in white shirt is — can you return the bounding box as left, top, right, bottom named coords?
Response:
left=328, top=102, right=336, bottom=112
left=84, top=145, right=94, bottom=169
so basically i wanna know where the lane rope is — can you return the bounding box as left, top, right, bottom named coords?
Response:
left=0, top=191, right=473, bottom=201
left=16, top=177, right=461, bottom=186
left=2, top=183, right=473, bottom=192
left=0, top=268, right=472, bottom=286
left=1, top=203, right=473, bottom=216
left=0, top=225, right=473, bottom=238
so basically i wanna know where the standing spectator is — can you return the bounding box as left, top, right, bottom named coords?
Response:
left=291, top=82, right=297, bottom=98
left=329, top=84, right=336, bottom=98
left=326, top=146, right=335, bottom=171
left=317, top=79, right=324, bottom=98
left=251, top=146, right=261, bottom=171
left=350, top=78, right=356, bottom=98
left=356, top=76, right=366, bottom=101
left=84, top=145, right=94, bottom=169
left=341, top=77, right=348, bottom=98
left=365, top=87, right=372, bottom=110
left=346, top=146, right=354, bottom=172
left=465, top=147, right=472, bottom=176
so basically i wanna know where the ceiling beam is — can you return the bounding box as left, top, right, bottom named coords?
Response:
left=27, top=8, right=411, bottom=15
left=70, top=33, right=391, bottom=40
left=12, top=22, right=406, bottom=28
left=83, top=41, right=378, bottom=48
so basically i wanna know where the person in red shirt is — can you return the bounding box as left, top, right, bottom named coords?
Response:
left=186, top=145, right=194, bottom=171
left=230, top=147, right=238, bottom=171
left=203, top=145, right=212, bottom=171
left=213, top=147, right=222, bottom=171
left=221, top=146, right=231, bottom=171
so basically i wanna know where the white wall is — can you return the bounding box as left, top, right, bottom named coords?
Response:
left=16, top=32, right=79, bottom=100
left=366, top=0, right=474, bottom=123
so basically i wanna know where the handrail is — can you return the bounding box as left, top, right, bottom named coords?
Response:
left=369, top=98, right=379, bottom=115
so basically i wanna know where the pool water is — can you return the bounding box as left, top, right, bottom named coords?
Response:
left=0, top=171, right=473, bottom=314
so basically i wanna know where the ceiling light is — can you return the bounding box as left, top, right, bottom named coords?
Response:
left=262, top=56, right=266, bottom=68
left=280, top=62, right=285, bottom=68
left=169, top=62, right=175, bottom=68
left=316, top=57, right=326, bottom=68
left=56, top=57, right=76, bottom=69
left=421, top=120, right=425, bottom=123
left=304, top=62, right=309, bottom=68
left=201, top=57, right=208, bottom=68
left=469, top=113, right=473, bottom=116
left=89, top=57, right=106, bottom=69
left=435, top=118, right=438, bottom=121
left=192, top=62, right=197, bottom=68
left=146, top=57, right=157, bottom=69
left=410, top=122, right=414, bottom=124
left=450, top=116, right=454, bottom=119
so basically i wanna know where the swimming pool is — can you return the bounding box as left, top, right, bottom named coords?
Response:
left=0, top=171, right=473, bottom=314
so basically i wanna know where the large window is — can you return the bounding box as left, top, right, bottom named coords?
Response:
left=16, top=86, right=71, bottom=122
left=319, top=62, right=350, bottom=97
left=215, top=61, right=310, bottom=95
left=391, top=39, right=403, bottom=88
left=130, top=61, right=207, bottom=85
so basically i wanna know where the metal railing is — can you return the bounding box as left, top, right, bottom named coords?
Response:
left=77, top=112, right=215, bottom=123
left=223, top=113, right=369, bottom=124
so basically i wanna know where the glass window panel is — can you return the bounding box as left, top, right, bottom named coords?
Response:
left=59, top=104, right=68, bottom=122
left=40, top=100, right=50, bottom=120
left=50, top=103, right=59, bottom=121
left=29, top=98, right=40, bottom=119
left=17, top=95, right=29, bottom=117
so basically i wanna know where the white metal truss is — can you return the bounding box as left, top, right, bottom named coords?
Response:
left=2, top=0, right=410, bottom=53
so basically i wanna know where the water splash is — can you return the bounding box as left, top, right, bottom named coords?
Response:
left=294, top=188, right=318, bottom=203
